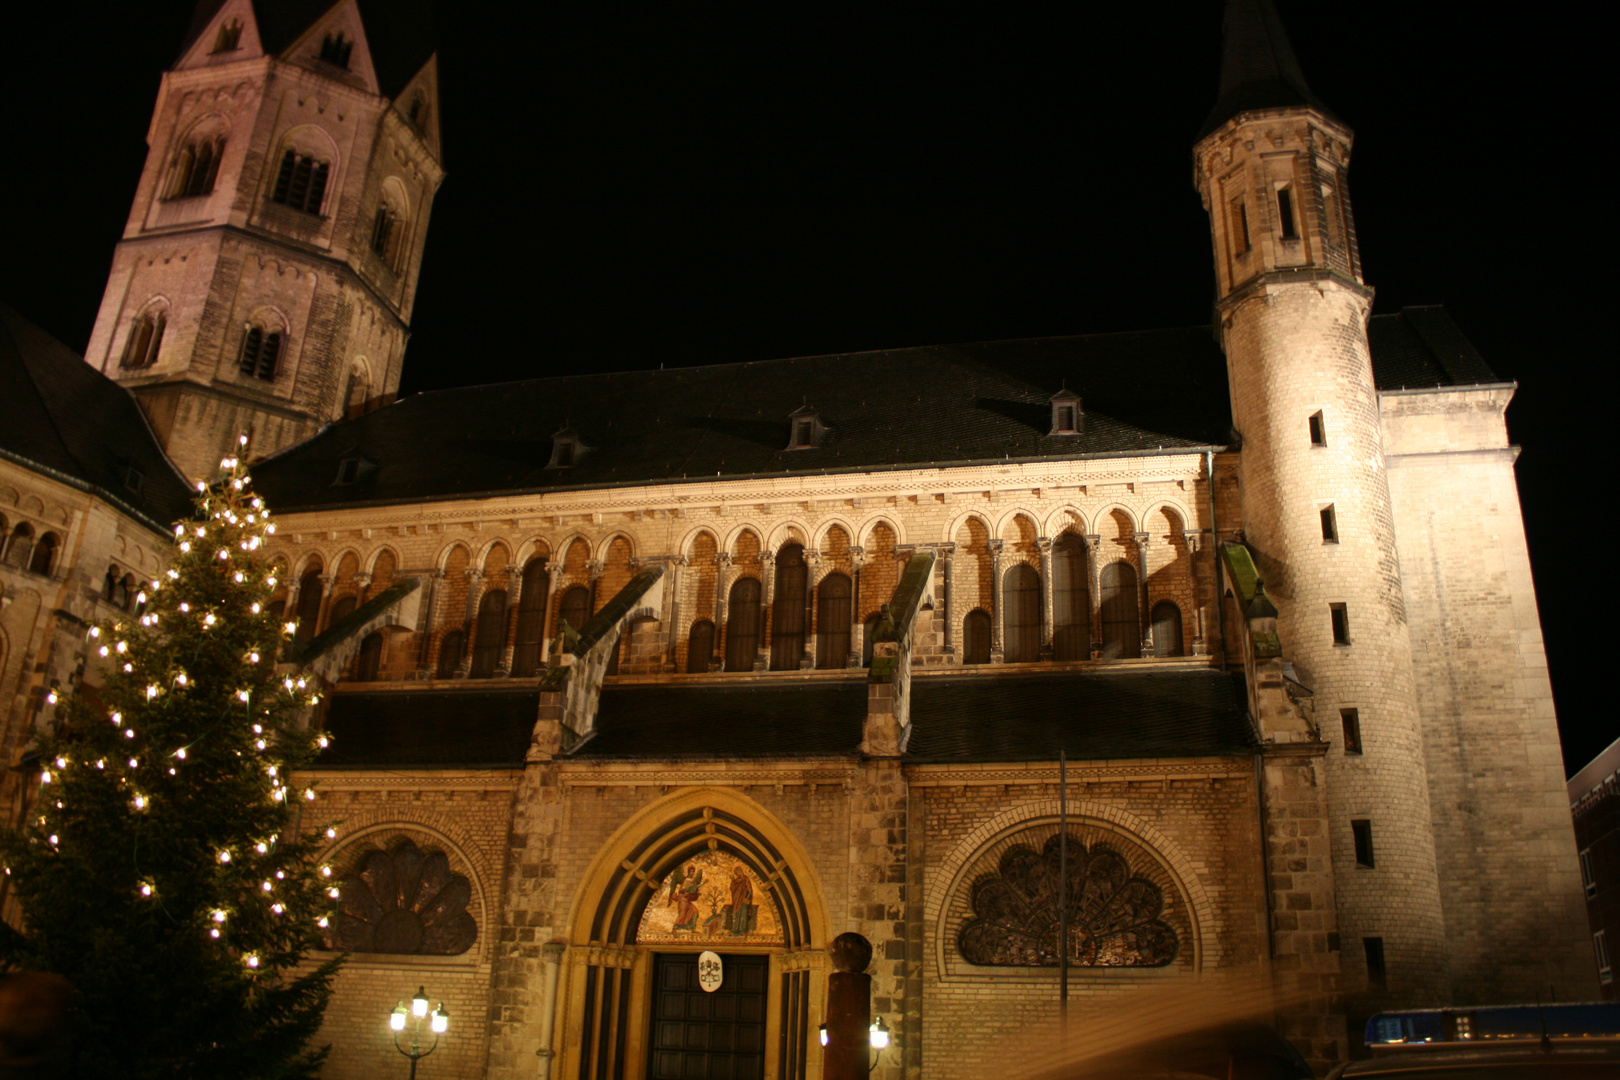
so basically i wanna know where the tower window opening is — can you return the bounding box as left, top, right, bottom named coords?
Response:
left=1320, top=505, right=1338, bottom=543
left=212, top=19, right=242, bottom=53
left=1330, top=603, right=1350, bottom=645
left=1352, top=819, right=1375, bottom=868
left=1308, top=410, right=1326, bottom=446
left=370, top=205, right=398, bottom=263
left=1364, top=937, right=1387, bottom=990
left=1231, top=196, right=1250, bottom=254
left=238, top=325, right=283, bottom=381
left=170, top=137, right=223, bottom=199
left=1277, top=185, right=1298, bottom=240
left=1341, top=708, right=1362, bottom=755
left=120, top=310, right=166, bottom=370
left=407, top=97, right=429, bottom=130
left=1581, top=848, right=1597, bottom=898
left=271, top=150, right=330, bottom=215
left=319, top=33, right=353, bottom=69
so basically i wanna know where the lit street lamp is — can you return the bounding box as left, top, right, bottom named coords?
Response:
left=388, top=986, right=449, bottom=1078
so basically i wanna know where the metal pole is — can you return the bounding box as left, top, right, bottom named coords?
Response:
left=1059, top=748, right=1068, bottom=1033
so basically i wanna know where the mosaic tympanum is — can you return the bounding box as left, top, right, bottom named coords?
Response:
left=636, top=850, right=784, bottom=946
left=957, top=833, right=1177, bottom=967
left=328, top=838, right=477, bottom=955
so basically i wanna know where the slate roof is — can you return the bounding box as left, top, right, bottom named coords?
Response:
left=906, top=668, right=1255, bottom=762
left=181, top=0, right=435, bottom=97
left=0, top=304, right=193, bottom=532
left=1197, top=0, right=1338, bottom=140
left=579, top=679, right=870, bottom=759
left=253, top=306, right=1497, bottom=511
left=314, top=687, right=536, bottom=768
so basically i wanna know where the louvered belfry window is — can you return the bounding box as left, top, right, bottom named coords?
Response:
left=770, top=544, right=807, bottom=670
left=239, top=326, right=282, bottom=380
left=1099, top=562, right=1140, bottom=658
left=815, top=573, right=852, bottom=669
left=271, top=149, right=330, bottom=214
left=1001, top=564, right=1042, bottom=663
left=725, top=578, right=761, bottom=672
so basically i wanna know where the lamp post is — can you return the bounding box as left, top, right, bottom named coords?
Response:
left=388, top=986, right=449, bottom=1079
left=818, top=1014, right=892, bottom=1073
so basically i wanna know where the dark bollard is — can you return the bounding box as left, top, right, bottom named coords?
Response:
left=823, top=932, right=873, bottom=1080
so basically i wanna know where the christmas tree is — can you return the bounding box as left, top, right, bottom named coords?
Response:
left=0, top=439, right=342, bottom=1079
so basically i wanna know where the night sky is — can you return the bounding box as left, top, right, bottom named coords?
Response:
left=2, top=5, right=1606, bottom=773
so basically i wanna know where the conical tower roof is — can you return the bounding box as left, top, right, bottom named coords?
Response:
left=1196, top=0, right=1338, bottom=139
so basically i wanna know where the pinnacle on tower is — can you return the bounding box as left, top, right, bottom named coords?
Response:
left=1197, top=0, right=1337, bottom=139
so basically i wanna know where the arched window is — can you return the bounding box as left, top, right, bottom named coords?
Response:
left=4, top=523, right=33, bottom=569
left=271, top=148, right=330, bottom=214
left=28, top=532, right=58, bottom=577
left=469, top=589, right=509, bottom=678
left=370, top=193, right=407, bottom=268
left=686, top=620, right=715, bottom=673
left=212, top=18, right=242, bottom=53
left=435, top=630, right=465, bottom=678
left=319, top=32, right=353, bottom=68
left=1051, top=533, right=1090, bottom=661
left=170, top=135, right=223, bottom=199
left=104, top=565, right=121, bottom=603
left=815, top=573, right=852, bottom=669
left=558, top=585, right=592, bottom=643
left=344, top=365, right=370, bottom=418
left=963, top=609, right=992, bottom=665
left=1151, top=601, right=1184, bottom=658
left=328, top=595, right=358, bottom=626
left=294, top=566, right=324, bottom=642
left=770, top=544, right=807, bottom=671
left=1002, top=563, right=1041, bottom=663
left=356, top=632, right=384, bottom=681
left=1099, top=563, right=1141, bottom=659
left=862, top=612, right=882, bottom=668
left=725, top=578, right=761, bottom=672
left=120, top=307, right=166, bottom=369
left=509, top=559, right=550, bottom=677
left=238, top=319, right=283, bottom=381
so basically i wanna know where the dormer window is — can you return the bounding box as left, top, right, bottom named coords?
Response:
left=212, top=19, right=242, bottom=54
left=319, top=33, right=353, bottom=69
left=123, top=466, right=145, bottom=495
left=1048, top=388, right=1083, bottom=436
left=786, top=404, right=825, bottom=450
left=333, top=452, right=375, bottom=486
left=548, top=427, right=586, bottom=468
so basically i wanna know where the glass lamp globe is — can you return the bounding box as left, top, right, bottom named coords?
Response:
left=869, top=1016, right=891, bottom=1049
left=818, top=1023, right=829, bottom=1047
left=411, top=987, right=429, bottom=1018
left=430, top=1005, right=450, bottom=1035
left=389, top=1003, right=407, bottom=1032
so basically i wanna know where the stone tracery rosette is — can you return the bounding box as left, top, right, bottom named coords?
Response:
left=328, top=838, right=477, bottom=955
left=956, top=832, right=1179, bottom=968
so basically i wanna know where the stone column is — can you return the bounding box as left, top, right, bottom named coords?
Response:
left=586, top=559, right=604, bottom=613
left=497, top=566, right=520, bottom=676
left=316, top=572, right=335, bottom=632
left=458, top=567, right=482, bottom=676
left=536, top=942, right=567, bottom=1080
left=802, top=548, right=820, bottom=669
left=664, top=555, right=684, bottom=672
left=756, top=549, right=775, bottom=671
left=939, top=543, right=955, bottom=659
left=1133, top=531, right=1153, bottom=657
left=988, top=539, right=1005, bottom=663
left=1037, top=536, right=1054, bottom=660
left=414, top=569, right=444, bottom=676
left=352, top=571, right=372, bottom=603
left=713, top=552, right=731, bottom=672
left=849, top=546, right=865, bottom=667
left=1084, top=534, right=1103, bottom=659
left=1186, top=530, right=1209, bottom=655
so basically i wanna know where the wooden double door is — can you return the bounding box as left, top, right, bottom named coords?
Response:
left=648, top=953, right=769, bottom=1080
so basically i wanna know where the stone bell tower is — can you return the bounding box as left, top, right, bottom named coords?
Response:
left=84, top=0, right=444, bottom=481
left=1193, top=0, right=1448, bottom=1019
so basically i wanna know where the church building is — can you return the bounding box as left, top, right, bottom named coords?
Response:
left=0, top=2, right=1593, bottom=1078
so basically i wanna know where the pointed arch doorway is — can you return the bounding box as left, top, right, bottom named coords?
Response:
left=556, top=790, right=832, bottom=1080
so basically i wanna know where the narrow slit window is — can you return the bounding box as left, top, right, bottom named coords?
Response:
left=1581, top=849, right=1597, bottom=898
left=1277, top=186, right=1298, bottom=240
left=1364, top=937, right=1387, bottom=990
left=1352, top=819, right=1375, bottom=868
left=1320, top=505, right=1338, bottom=543
left=1341, top=708, right=1362, bottom=754
left=1231, top=197, right=1250, bottom=254
left=1331, top=603, right=1350, bottom=645
left=1309, top=411, right=1326, bottom=446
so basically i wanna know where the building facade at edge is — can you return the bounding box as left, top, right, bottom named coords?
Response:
left=0, top=2, right=1594, bottom=1078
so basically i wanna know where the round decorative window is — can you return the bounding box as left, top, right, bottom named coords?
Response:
left=327, top=838, right=477, bottom=955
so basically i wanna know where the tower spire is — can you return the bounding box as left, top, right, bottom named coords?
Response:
left=1197, top=0, right=1336, bottom=139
